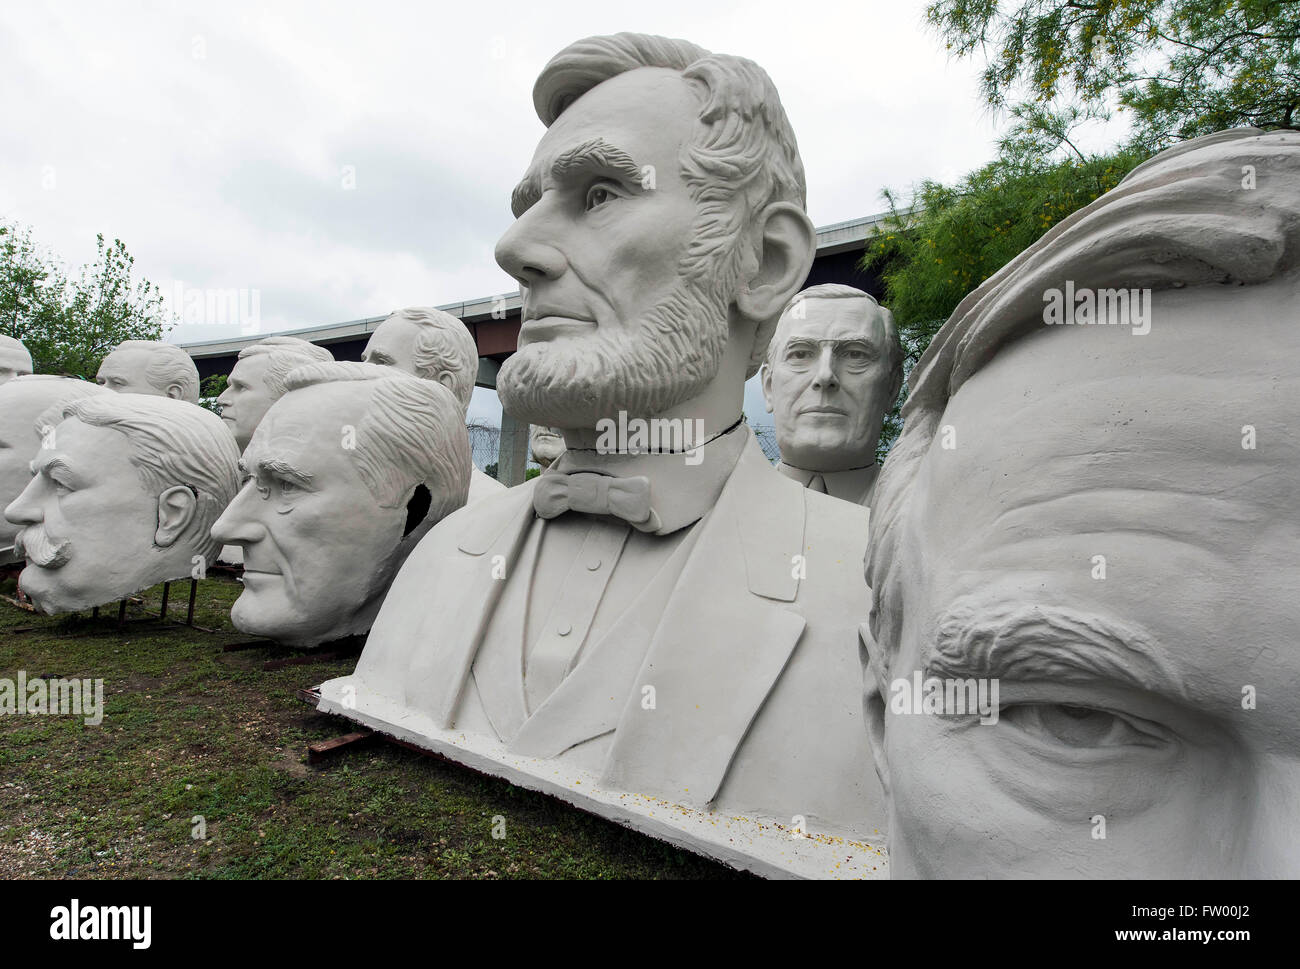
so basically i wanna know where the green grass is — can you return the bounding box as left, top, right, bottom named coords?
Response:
left=0, top=573, right=745, bottom=879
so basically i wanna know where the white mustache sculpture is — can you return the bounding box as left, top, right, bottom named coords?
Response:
left=13, top=526, right=72, bottom=569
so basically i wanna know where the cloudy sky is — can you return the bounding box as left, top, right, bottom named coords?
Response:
left=0, top=0, right=1075, bottom=425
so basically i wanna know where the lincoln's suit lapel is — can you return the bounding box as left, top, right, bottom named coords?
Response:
left=404, top=483, right=536, bottom=729
left=599, top=434, right=809, bottom=808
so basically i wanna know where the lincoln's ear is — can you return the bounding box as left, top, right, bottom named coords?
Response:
left=736, top=201, right=815, bottom=325
left=155, top=485, right=198, bottom=547
left=760, top=363, right=775, bottom=413
left=437, top=372, right=456, bottom=395
left=165, top=383, right=184, bottom=400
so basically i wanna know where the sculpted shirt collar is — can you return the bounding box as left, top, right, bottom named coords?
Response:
left=776, top=460, right=879, bottom=505
left=546, top=421, right=750, bottom=536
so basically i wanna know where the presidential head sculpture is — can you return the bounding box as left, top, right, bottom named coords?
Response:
left=96, top=340, right=201, bottom=403
left=211, top=362, right=471, bottom=649
left=0, top=376, right=107, bottom=565
left=216, top=336, right=334, bottom=450
left=0, top=335, right=34, bottom=385
left=762, top=285, right=902, bottom=475
left=494, top=33, right=816, bottom=437
left=862, top=129, right=1300, bottom=878
left=362, top=306, right=478, bottom=414
left=529, top=424, right=565, bottom=468
left=5, top=393, right=240, bottom=613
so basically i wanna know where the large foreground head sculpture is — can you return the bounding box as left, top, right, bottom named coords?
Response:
left=0, top=335, right=34, bottom=384
left=864, top=128, right=1300, bottom=878
left=216, top=336, right=333, bottom=450
left=494, top=31, right=816, bottom=434
left=0, top=376, right=107, bottom=565
left=212, top=362, right=471, bottom=649
left=762, top=284, right=902, bottom=504
left=96, top=340, right=201, bottom=403
left=5, top=393, right=240, bottom=613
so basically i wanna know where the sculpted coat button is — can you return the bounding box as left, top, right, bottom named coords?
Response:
left=557, top=623, right=572, bottom=637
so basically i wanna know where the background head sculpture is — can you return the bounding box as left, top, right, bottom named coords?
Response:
left=529, top=424, right=565, bottom=468
left=494, top=32, right=816, bottom=434
left=362, top=306, right=478, bottom=414
left=211, top=361, right=471, bottom=648
left=863, top=128, right=1300, bottom=878
left=215, top=335, right=333, bottom=450
left=5, top=393, right=239, bottom=613
left=95, top=340, right=201, bottom=403
left=0, top=376, right=107, bottom=565
left=0, top=335, right=34, bottom=384
left=762, top=284, right=902, bottom=502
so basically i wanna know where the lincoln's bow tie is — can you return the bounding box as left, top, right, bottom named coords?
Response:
left=533, top=472, right=661, bottom=532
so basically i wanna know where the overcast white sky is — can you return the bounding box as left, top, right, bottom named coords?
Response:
left=0, top=0, right=1103, bottom=426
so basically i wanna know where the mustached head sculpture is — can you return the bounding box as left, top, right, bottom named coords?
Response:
left=0, top=335, right=34, bottom=385
left=211, top=362, right=471, bottom=649
left=0, top=376, right=109, bottom=565
left=5, top=393, right=240, bottom=613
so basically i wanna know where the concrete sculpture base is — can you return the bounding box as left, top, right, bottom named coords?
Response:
left=315, top=677, right=887, bottom=880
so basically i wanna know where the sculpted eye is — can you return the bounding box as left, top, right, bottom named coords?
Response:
left=1002, top=703, right=1166, bottom=749
left=277, top=478, right=299, bottom=498
left=585, top=184, right=617, bottom=211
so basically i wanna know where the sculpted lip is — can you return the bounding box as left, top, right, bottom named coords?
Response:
left=518, top=315, right=597, bottom=347
left=800, top=405, right=848, bottom=416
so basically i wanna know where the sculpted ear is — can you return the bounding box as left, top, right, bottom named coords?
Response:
left=760, top=363, right=775, bottom=414
left=165, top=383, right=185, bottom=400
left=155, top=485, right=198, bottom=547
left=860, top=626, right=892, bottom=800
left=736, top=201, right=815, bottom=325
left=437, top=372, right=456, bottom=395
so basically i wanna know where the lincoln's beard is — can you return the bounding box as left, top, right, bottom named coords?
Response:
left=13, top=525, right=71, bottom=568
left=498, top=248, right=737, bottom=429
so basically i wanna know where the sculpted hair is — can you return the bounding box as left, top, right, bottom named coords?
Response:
left=533, top=32, right=808, bottom=378
left=284, top=361, right=471, bottom=523
left=764, top=284, right=905, bottom=402
left=50, top=394, right=240, bottom=564
left=385, top=307, right=478, bottom=412
left=110, top=340, right=202, bottom=403
left=5, top=376, right=107, bottom=438
left=237, top=336, right=333, bottom=398
left=0, top=334, right=33, bottom=372
left=865, top=128, right=1300, bottom=692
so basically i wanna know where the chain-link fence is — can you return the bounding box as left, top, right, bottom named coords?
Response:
left=467, top=422, right=501, bottom=476
left=750, top=424, right=781, bottom=464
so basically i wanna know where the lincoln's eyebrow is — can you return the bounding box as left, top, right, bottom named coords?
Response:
left=922, top=598, right=1187, bottom=701
left=510, top=137, right=646, bottom=218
